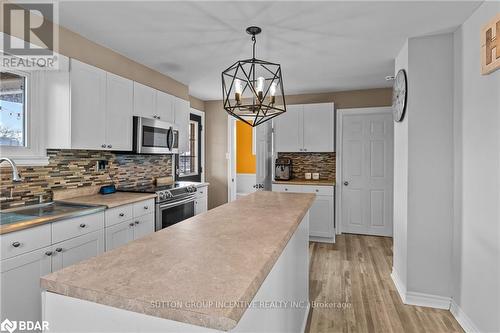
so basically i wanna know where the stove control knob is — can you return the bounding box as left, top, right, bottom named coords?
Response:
left=192, top=186, right=197, bottom=192
left=166, top=191, right=173, bottom=198
left=187, top=187, right=192, bottom=193
left=159, top=192, right=166, bottom=200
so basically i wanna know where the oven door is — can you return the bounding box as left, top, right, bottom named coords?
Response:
left=134, top=116, right=173, bottom=154
left=155, top=196, right=195, bottom=231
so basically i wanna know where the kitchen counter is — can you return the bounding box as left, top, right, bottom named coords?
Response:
left=0, top=202, right=105, bottom=235
left=58, top=191, right=157, bottom=208
left=273, top=178, right=336, bottom=186
left=41, top=191, right=315, bottom=331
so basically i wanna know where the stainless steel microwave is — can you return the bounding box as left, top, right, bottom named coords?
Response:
left=133, top=116, right=178, bottom=154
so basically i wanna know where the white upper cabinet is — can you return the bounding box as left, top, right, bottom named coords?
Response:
left=70, top=59, right=106, bottom=150
left=106, top=72, right=133, bottom=150
left=273, top=102, right=334, bottom=153
left=302, top=103, right=335, bottom=152
left=274, top=104, right=303, bottom=152
left=174, top=97, right=190, bottom=153
left=156, top=91, right=174, bottom=123
left=133, top=82, right=156, bottom=119
left=46, top=59, right=134, bottom=151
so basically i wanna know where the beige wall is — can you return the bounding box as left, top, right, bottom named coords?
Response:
left=204, top=88, right=392, bottom=209
left=1, top=2, right=195, bottom=102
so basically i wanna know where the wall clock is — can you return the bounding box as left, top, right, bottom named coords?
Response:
left=392, top=69, right=408, bottom=122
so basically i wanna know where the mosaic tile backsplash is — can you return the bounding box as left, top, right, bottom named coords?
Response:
left=277, top=152, right=335, bottom=180
left=0, top=150, right=172, bottom=209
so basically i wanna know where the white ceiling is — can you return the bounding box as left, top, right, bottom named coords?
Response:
left=57, top=1, right=481, bottom=100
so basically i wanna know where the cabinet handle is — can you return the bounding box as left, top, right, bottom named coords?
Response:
left=285, top=188, right=288, bottom=191
left=55, top=247, right=63, bottom=252
left=129, top=222, right=135, bottom=227
left=143, top=206, right=148, bottom=210
left=79, top=223, right=86, bottom=228
left=315, top=189, right=319, bottom=192
left=157, top=116, right=161, bottom=119
left=107, top=144, right=112, bottom=148
left=135, top=221, right=140, bottom=225
left=12, top=241, right=21, bottom=248
left=45, top=251, right=53, bottom=256
left=119, top=213, right=125, bottom=217
left=101, top=144, right=106, bottom=148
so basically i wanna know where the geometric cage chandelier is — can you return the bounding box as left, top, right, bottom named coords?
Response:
left=222, top=26, right=286, bottom=127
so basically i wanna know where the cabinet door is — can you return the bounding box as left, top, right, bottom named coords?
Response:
left=70, top=59, right=106, bottom=149
left=195, top=197, right=207, bottom=215
left=133, top=214, right=155, bottom=240
left=106, top=72, right=133, bottom=150
left=174, top=97, right=190, bottom=153
left=1, top=246, right=51, bottom=323
left=302, top=103, right=334, bottom=152
left=309, top=195, right=334, bottom=238
left=273, top=104, right=303, bottom=152
left=133, top=82, right=156, bottom=118
left=105, top=220, right=134, bottom=251
left=51, top=230, right=104, bottom=271
left=156, top=91, right=174, bottom=123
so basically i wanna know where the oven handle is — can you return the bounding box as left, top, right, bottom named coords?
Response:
left=159, top=196, right=196, bottom=209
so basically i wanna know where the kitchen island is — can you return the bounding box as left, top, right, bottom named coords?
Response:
left=41, top=191, right=315, bottom=332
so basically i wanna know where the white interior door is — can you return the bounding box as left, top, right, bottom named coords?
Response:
left=339, top=108, right=394, bottom=236
left=256, top=122, right=272, bottom=191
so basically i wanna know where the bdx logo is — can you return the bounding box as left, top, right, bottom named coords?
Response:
left=2, top=3, right=54, bottom=56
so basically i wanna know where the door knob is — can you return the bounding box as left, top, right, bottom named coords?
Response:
left=343, top=181, right=349, bottom=186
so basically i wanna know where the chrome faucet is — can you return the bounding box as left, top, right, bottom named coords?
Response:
left=0, top=157, right=22, bottom=182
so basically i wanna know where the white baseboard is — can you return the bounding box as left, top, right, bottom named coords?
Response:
left=391, top=268, right=451, bottom=309
left=391, top=269, right=407, bottom=301
left=450, top=300, right=480, bottom=333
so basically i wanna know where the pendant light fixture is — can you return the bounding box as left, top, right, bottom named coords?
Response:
left=222, top=26, right=286, bottom=127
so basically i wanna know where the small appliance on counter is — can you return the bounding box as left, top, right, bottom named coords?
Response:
left=275, top=158, right=292, bottom=180
left=99, top=184, right=117, bottom=195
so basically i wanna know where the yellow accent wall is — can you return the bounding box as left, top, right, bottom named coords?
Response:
left=236, top=121, right=256, bottom=174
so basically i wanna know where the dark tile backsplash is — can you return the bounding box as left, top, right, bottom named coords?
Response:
left=1, top=150, right=172, bottom=209
left=277, top=152, right=335, bottom=180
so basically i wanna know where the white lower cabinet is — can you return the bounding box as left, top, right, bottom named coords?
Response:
left=194, top=186, right=208, bottom=215
left=272, top=184, right=335, bottom=242
left=0, top=246, right=52, bottom=324
left=0, top=212, right=105, bottom=325
left=104, top=199, right=155, bottom=251
left=51, top=230, right=105, bottom=271
left=105, top=220, right=135, bottom=251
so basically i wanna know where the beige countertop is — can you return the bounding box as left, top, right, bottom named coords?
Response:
left=273, top=178, right=336, bottom=186
left=58, top=192, right=157, bottom=208
left=41, top=191, right=315, bottom=331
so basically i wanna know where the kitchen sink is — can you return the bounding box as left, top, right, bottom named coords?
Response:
left=0, top=201, right=106, bottom=227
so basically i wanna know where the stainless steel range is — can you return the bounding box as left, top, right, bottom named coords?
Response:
left=118, top=182, right=198, bottom=231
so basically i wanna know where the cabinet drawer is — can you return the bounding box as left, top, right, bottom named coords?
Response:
left=52, top=213, right=104, bottom=244
left=302, top=186, right=334, bottom=196
left=272, top=184, right=302, bottom=193
left=105, top=204, right=133, bottom=227
left=0, top=224, right=51, bottom=260
left=196, top=186, right=208, bottom=199
left=133, top=199, right=154, bottom=217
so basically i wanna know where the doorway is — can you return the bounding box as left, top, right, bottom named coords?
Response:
left=337, top=107, right=394, bottom=237
left=227, top=117, right=272, bottom=202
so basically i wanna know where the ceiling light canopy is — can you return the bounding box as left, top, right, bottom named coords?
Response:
left=221, top=26, right=286, bottom=127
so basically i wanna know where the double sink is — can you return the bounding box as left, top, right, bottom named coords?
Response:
left=0, top=202, right=106, bottom=234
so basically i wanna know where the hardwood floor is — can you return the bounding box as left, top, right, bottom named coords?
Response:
left=305, top=234, right=464, bottom=333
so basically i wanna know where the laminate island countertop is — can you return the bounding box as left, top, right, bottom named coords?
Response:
left=41, top=191, right=315, bottom=331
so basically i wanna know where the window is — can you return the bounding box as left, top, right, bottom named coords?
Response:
left=0, top=71, right=26, bottom=147
left=179, top=120, right=199, bottom=176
